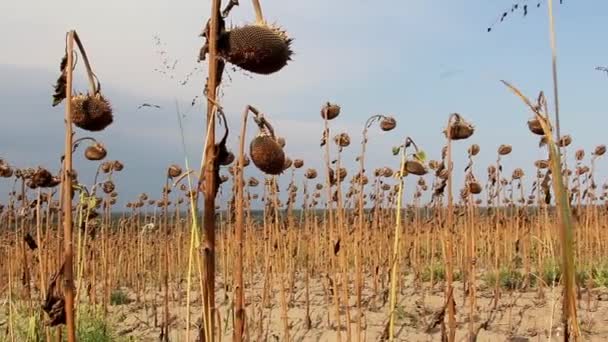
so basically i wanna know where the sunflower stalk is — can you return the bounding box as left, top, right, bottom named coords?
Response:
left=387, top=143, right=407, bottom=341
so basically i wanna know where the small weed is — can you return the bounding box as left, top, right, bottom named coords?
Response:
left=541, top=260, right=561, bottom=286
left=110, top=288, right=130, bottom=306
left=421, top=263, right=445, bottom=283
left=483, top=268, right=524, bottom=290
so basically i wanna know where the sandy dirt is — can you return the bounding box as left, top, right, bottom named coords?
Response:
left=103, top=273, right=608, bottom=342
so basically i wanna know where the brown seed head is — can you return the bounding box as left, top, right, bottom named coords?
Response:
left=304, top=168, right=317, bottom=179
left=167, top=164, right=182, bottom=178
left=445, top=114, right=474, bottom=140
left=558, top=135, right=572, bottom=147
left=594, top=145, right=606, bottom=157
left=512, top=168, right=524, bottom=180
left=100, top=161, right=112, bottom=173
left=293, top=159, right=304, bottom=169
left=527, top=118, right=545, bottom=136
left=428, top=160, right=440, bottom=171
left=250, top=135, right=286, bottom=175
left=468, top=144, right=480, bottom=156
left=383, top=167, right=394, bottom=178
left=0, top=161, right=13, bottom=178
left=32, top=168, right=54, bottom=188
left=112, top=161, right=124, bottom=172
left=102, top=181, right=115, bottom=194
left=534, top=160, right=549, bottom=169
left=321, top=102, right=341, bottom=120
left=380, top=116, right=397, bottom=131
left=468, top=181, right=482, bottom=194
left=84, top=142, right=107, bottom=161
left=71, top=93, right=113, bottom=131
left=218, top=24, right=293, bottom=75
left=403, top=160, right=428, bottom=176
left=498, top=144, right=512, bottom=156
left=334, top=133, right=351, bottom=148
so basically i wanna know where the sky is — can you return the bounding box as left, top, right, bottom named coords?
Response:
left=1, top=0, right=607, bottom=208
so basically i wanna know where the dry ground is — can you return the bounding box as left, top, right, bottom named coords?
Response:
left=102, top=273, right=608, bottom=342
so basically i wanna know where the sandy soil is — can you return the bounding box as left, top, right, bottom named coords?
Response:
left=105, top=274, right=608, bottom=342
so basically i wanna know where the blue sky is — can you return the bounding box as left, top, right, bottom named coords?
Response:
left=1, top=0, right=607, bottom=207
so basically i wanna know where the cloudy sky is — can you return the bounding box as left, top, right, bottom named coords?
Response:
left=1, top=0, right=607, bottom=207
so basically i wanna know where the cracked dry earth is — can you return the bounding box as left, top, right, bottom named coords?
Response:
left=104, top=274, right=608, bottom=341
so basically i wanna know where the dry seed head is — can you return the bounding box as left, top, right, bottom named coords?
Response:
left=112, top=161, right=124, bottom=171
left=594, top=145, right=606, bottom=156
left=304, top=168, right=317, bottom=179
left=468, top=181, right=482, bottom=194
left=445, top=114, right=475, bottom=140
left=32, top=168, right=54, bottom=188
left=380, top=116, right=397, bottom=131
left=535, top=160, right=549, bottom=169
left=527, top=118, right=545, bottom=136
left=0, top=161, right=13, bottom=178
left=576, top=166, right=589, bottom=176
left=321, top=102, right=341, bottom=120
left=438, top=168, right=449, bottom=180
left=383, top=167, right=394, bottom=178
left=293, top=159, right=304, bottom=169
left=101, top=162, right=112, bottom=173
left=559, top=135, right=572, bottom=147
left=218, top=24, right=293, bottom=75
left=102, top=181, right=115, bottom=194
left=250, top=135, right=286, bottom=175
left=404, top=160, right=428, bottom=176
left=381, top=184, right=391, bottom=191
left=575, top=149, right=585, bottom=161
left=353, top=172, right=368, bottom=185
left=334, top=133, right=351, bottom=148
left=110, top=192, right=118, bottom=198
left=334, top=167, right=347, bottom=181
left=71, top=93, right=113, bottom=131
left=167, top=164, right=182, bottom=178
left=498, top=144, right=512, bottom=156
left=315, top=183, right=323, bottom=190
left=468, top=144, right=480, bottom=156
left=84, top=143, right=107, bottom=161
left=428, top=160, right=440, bottom=171
left=512, top=168, right=524, bottom=180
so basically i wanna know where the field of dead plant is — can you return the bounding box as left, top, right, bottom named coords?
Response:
left=1, top=0, right=606, bottom=341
